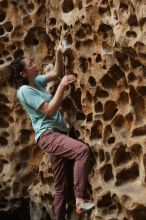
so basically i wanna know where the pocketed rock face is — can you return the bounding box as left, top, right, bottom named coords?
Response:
left=0, top=0, right=146, bottom=220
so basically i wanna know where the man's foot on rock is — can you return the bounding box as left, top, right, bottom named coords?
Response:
left=76, top=201, right=95, bottom=215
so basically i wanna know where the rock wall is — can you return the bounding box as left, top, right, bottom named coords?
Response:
left=0, top=0, right=146, bottom=220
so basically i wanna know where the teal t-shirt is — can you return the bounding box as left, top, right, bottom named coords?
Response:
left=17, top=75, right=68, bottom=141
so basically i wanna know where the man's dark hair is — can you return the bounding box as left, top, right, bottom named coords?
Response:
left=9, top=56, right=29, bottom=89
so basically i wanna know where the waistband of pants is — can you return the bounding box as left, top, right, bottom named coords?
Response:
left=37, top=128, right=67, bottom=143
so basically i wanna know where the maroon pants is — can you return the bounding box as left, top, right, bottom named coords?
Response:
left=37, top=129, right=90, bottom=220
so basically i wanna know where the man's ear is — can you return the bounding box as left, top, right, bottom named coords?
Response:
left=20, top=71, right=27, bottom=77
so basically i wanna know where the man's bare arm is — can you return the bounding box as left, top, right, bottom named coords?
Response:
left=38, top=75, right=76, bottom=116
left=44, top=47, right=64, bottom=82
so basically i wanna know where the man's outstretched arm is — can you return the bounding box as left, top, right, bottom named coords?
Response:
left=44, top=46, right=64, bottom=82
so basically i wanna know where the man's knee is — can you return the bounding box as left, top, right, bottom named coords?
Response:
left=78, top=143, right=90, bottom=158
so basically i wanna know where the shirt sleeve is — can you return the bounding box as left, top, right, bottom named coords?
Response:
left=19, top=87, right=46, bottom=110
left=34, top=75, right=47, bottom=88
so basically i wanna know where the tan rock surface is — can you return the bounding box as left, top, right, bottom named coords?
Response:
left=0, top=0, right=146, bottom=219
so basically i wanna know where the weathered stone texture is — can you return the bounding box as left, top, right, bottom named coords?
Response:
left=0, top=0, right=146, bottom=220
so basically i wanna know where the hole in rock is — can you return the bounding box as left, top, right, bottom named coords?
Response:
left=66, top=34, right=73, bottom=44
left=2, top=50, right=9, bottom=57
left=13, top=182, right=20, bottom=194
left=125, top=112, right=133, bottom=124
left=95, top=101, right=103, bottom=113
left=103, top=101, right=118, bottom=121
left=97, top=192, right=112, bottom=208
left=86, top=91, right=92, bottom=104
left=115, top=51, right=128, bottom=70
left=4, top=22, right=13, bottom=32
left=126, top=31, right=137, bottom=38
left=75, top=29, right=85, bottom=38
left=131, top=144, right=142, bottom=157
left=90, top=120, right=102, bottom=140
left=76, top=111, right=86, bottom=121
left=62, top=0, right=74, bottom=13
left=0, top=198, right=9, bottom=209
left=26, top=3, right=35, bottom=13
left=23, top=16, right=32, bottom=25
left=50, top=28, right=58, bottom=39
left=70, top=87, right=82, bottom=111
left=139, top=53, right=146, bottom=59
left=131, top=205, right=146, bottom=220
left=2, top=36, right=9, bottom=42
left=99, top=6, right=110, bottom=15
left=6, top=57, right=12, bottom=62
left=143, top=154, right=146, bottom=182
left=129, top=86, right=145, bottom=121
left=109, top=64, right=125, bottom=80
left=20, top=129, right=32, bottom=144
left=99, top=149, right=105, bottom=162
left=100, top=164, right=113, bottom=182
left=20, top=172, right=37, bottom=185
left=82, top=23, right=92, bottom=34
left=0, top=27, right=4, bottom=36
left=83, top=39, right=93, bottom=47
left=105, top=152, right=110, bottom=162
left=96, top=54, right=102, bottom=62
left=0, top=117, right=9, bottom=128
left=98, top=23, right=113, bottom=38
left=9, top=115, right=14, bottom=123
left=62, top=97, right=75, bottom=111
left=32, top=38, right=39, bottom=45
left=0, top=159, right=9, bottom=164
left=2, top=131, right=9, bottom=137
left=88, top=76, right=96, bottom=87
left=137, top=86, right=146, bottom=96
left=78, top=0, right=82, bottom=10
left=0, top=10, right=6, bottom=22
left=113, top=145, right=132, bottom=166
left=103, top=124, right=115, bottom=145
left=36, top=5, right=46, bottom=19
left=68, top=126, right=80, bottom=139
left=63, top=23, right=68, bottom=30
left=101, top=74, right=117, bottom=89
left=15, top=141, right=20, bottom=146
left=132, top=125, right=146, bottom=137
left=119, top=3, right=128, bottom=11
left=100, top=0, right=108, bottom=4
left=139, top=18, right=146, bottom=28
left=94, top=86, right=109, bottom=98
left=0, top=199, right=30, bottom=220
left=64, top=49, right=74, bottom=72
left=86, top=113, right=92, bottom=122
left=75, top=41, right=80, bottom=49
left=130, top=58, right=141, bottom=68
left=10, top=44, right=16, bottom=51
left=117, top=92, right=129, bottom=105
left=128, top=14, right=138, bottom=26
left=15, top=163, right=23, bottom=172
left=19, top=148, right=30, bottom=161
left=14, top=49, right=24, bottom=58
left=112, top=114, right=125, bottom=128
left=0, top=136, right=8, bottom=146
left=108, top=136, right=115, bottom=144
left=128, top=72, right=137, bottom=82
left=79, top=56, right=88, bottom=73
left=0, top=59, right=4, bottom=65
left=116, top=163, right=139, bottom=186
left=24, top=28, right=43, bottom=46
left=88, top=57, right=92, bottom=63
left=123, top=47, right=137, bottom=57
